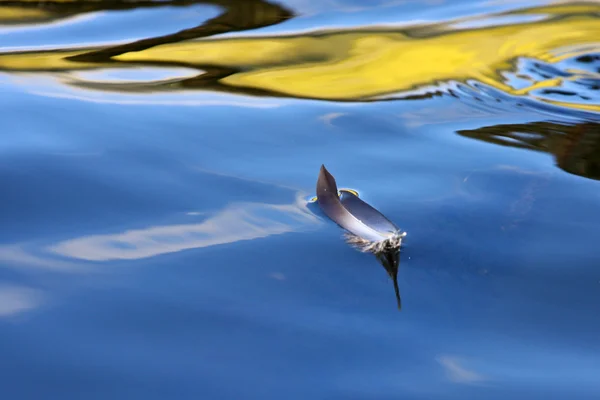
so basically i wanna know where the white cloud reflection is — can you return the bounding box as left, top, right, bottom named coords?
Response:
left=319, top=112, right=347, bottom=127
left=0, top=245, right=79, bottom=271
left=71, top=67, right=200, bottom=84
left=0, top=285, right=43, bottom=317
left=436, top=355, right=488, bottom=384
left=29, top=89, right=281, bottom=108
left=47, top=194, right=321, bottom=261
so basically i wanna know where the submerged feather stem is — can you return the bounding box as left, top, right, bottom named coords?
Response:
left=392, top=273, right=402, bottom=310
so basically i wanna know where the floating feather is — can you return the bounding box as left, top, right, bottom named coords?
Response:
left=315, top=165, right=407, bottom=309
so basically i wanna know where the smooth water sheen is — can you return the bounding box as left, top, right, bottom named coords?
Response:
left=1, top=1, right=599, bottom=399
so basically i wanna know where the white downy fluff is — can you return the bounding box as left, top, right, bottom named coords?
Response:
left=344, top=231, right=406, bottom=254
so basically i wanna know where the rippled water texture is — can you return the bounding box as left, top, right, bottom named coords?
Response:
left=1, top=1, right=599, bottom=399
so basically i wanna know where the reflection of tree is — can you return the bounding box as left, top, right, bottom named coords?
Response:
left=1, top=0, right=293, bottom=96
left=1, top=2, right=600, bottom=107
left=0, top=0, right=217, bottom=24
left=68, top=0, right=293, bottom=62
left=457, top=122, right=600, bottom=181
left=1, top=0, right=293, bottom=59
left=2, top=0, right=292, bottom=29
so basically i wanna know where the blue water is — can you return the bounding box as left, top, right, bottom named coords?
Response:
left=1, top=1, right=600, bottom=399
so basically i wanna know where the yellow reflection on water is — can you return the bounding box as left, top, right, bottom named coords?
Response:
left=0, top=2, right=598, bottom=113
left=0, top=6, right=48, bottom=22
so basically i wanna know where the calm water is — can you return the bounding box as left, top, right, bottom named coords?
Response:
left=1, top=1, right=600, bottom=399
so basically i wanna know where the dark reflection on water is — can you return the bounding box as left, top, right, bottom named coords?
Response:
left=458, top=121, right=600, bottom=180
left=1, top=0, right=600, bottom=399
left=66, top=0, right=294, bottom=62
left=0, top=0, right=293, bottom=27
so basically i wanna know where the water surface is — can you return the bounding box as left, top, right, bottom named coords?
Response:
left=1, top=1, right=599, bottom=399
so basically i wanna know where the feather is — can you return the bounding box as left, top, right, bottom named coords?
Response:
left=315, top=164, right=406, bottom=310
